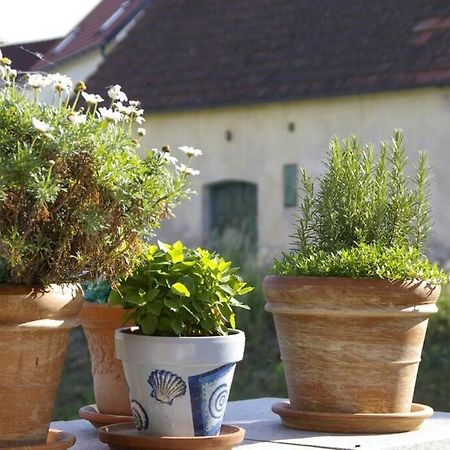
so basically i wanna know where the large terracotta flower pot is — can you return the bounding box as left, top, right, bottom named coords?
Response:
left=263, top=276, right=440, bottom=431
left=0, top=284, right=83, bottom=447
left=79, top=302, right=131, bottom=415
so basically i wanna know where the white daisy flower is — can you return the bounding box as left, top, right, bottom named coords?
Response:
left=138, top=127, right=146, bottom=136
left=27, top=73, right=50, bottom=89
left=82, top=92, right=104, bottom=105
left=48, top=73, right=73, bottom=93
left=98, top=107, right=122, bottom=123
left=177, top=163, right=200, bottom=175
left=162, top=153, right=178, bottom=164
left=32, top=117, right=53, bottom=133
left=114, top=102, right=131, bottom=114
left=178, top=146, right=202, bottom=157
left=107, top=84, right=128, bottom=102
left=68, top=112, right=87, bottom=125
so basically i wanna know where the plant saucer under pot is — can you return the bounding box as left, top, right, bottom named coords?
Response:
left=115, top=326, right=245, bottom=437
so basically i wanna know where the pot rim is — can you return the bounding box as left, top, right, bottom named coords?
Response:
left=117, top=326, right=244, bottom=342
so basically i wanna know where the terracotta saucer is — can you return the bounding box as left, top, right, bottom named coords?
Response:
left=272, top=401, right=433, bottom=434
left=79, top=404, right=134, bottom=428
left=98, top=422, right=245, bottom=450
left=7, top=429, right=75, bottom=450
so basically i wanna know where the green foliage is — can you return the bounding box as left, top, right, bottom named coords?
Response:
left=274, top=131, right=447, bottom=283
left=274, top=242, right=447, bottom=284
left=0, top=60, right=196, bottom=285
left=109, top=241, right=253, bottom=336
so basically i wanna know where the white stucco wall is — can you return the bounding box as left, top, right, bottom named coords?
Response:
left=140, top=87, right=450, bottom=262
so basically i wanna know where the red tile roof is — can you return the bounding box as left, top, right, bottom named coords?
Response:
left=32, top=0, right=148, bottom=70
left=87, top=0, right=450, bottom=111
left=0, top=39, right=60, bottom=71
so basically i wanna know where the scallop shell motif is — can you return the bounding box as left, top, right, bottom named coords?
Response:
left=131, top=399, right=149, bottom=431
left=148, top=369, right=187, bottom=405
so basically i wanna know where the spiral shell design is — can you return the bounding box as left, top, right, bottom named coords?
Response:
left=131, top=399, right=149, bottom=430
left=148, top=369, right=187, bottom=405
left=208, top=383, right=229, bottom=419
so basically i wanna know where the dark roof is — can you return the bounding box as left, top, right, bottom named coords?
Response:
left=32, top=0, right=148, bottom=71
left=1, top=39, right=60, bottom=71
left=88, top=0, right=450, bottom=111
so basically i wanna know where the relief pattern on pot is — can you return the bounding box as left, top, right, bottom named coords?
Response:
left=148, top=369, right=187, bottom=405
left=84, top=330, right=123, bottom=377
left=188, top=363, right=236, bottom=436
left=131, top=399, right=149, bottom=430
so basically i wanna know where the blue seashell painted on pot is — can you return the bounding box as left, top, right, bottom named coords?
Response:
left=131, top=399, right=149, bottom=430
left=148, top=369, right=187, bottom=405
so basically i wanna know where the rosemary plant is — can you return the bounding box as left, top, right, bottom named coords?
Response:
left=273, top=130, right=447, bottom=284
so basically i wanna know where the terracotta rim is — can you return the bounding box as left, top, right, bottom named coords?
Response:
left=79, top=404, right=134, bottom=428
left=98, top=422, right=245, bottom=449
left=7, top=429, right=75, bottom=450
left=272, top=401, right=434, bottom=433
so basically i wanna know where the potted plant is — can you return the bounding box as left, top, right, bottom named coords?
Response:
left=263, top=130, right=447, bottom=433
left=79, top=142, right=202, bottom=424
left=110, top=241, right=252, bottom=439
left=0, top=53, right=193, bottom=447
left=78, top=278, right=133, bottom=422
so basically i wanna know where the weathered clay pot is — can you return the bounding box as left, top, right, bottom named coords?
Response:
left=0, top=284, right=83, bottom=447
left=79, top=302, right=131, bottom=415
left=263, top=276, right=440, bottom=415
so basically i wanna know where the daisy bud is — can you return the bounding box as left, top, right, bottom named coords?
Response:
left=75, top=81, right=87, bottom=92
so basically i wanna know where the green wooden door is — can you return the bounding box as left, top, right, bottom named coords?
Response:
left=209, top=181, right=257, bottom=253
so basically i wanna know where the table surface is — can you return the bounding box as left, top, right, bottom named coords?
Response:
left=52, top=397, right=450, bottom=450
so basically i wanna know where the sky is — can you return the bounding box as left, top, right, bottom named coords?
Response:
left=1, top=0, right=102, bottom=45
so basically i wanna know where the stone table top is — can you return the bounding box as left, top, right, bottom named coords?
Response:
left=51, top=397, right=450, bottom=450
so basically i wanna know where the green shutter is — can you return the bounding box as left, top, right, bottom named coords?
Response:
left=283, top=164, right=297, bottom=207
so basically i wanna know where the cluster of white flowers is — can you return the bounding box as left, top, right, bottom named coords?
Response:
left=26, top=72, right=73, bottom=95
left=149, top=145, right=202, bottom=176
left=0, top=52, right=202, bottom=178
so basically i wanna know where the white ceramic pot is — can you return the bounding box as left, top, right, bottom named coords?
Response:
left=115, top=327, right=245, bottom=437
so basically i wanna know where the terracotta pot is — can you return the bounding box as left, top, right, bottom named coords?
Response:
left=0, top=284, right=83, bottom=447
left=263, top=276, right=440, bottom=414
left=79, top=302, right=131, bottom=415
